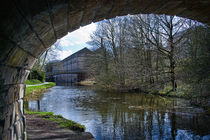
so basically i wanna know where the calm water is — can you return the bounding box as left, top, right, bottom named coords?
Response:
left=25, top=86, right=210, bottom=140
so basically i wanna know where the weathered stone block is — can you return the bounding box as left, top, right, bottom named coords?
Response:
left=0, top=84, right=25, bottom=109
left=31, top=13, right=55, bottom=48
left=105, top=0, right=127, bottom=20
left=11, top=104, right=16, bottom=125
left=4, top=88, right=16, bottom=106
left=22, top=115, right=26, bottom=133
left=18, top=32, right=46, bottom=58
left=19, top=120, right=24, bottom=138
left=92, top=0, right=113, bottom=22
left=0, top=125, right=2, bottom=138
left=15, top=105, right=21, bottom=122
left=53, top=6, right=68, bottom=37
left=0, top=38, right=16, bottom=63
left=24, top=131, right=27, bottom=140
left=69, top=0, right=86, bottom=12
left=3, top=113, right=10, bottom=132
left=14, top=121, right=21, bottom=139
left=0, top=3, right=29, bottom=45
left=2, top=129, right=10, bottom=140
left=0, top=66, right=30, bottom=85
left=9, top=126, right=14, bottom=140
left=18, top=84, right=25, bottom=100
left=2, top=104, right=13, bottom=121
left=69, top=11, right=83, bottom=32
left=0, top=92, right=4, bottom=107
left=40, top=29, right=56, bottom=48
left=0, top=107, right=3, bottom=120
left=80, top=0, right=98, bottom=26
left=18, top=100, right=24, bottom=116
left=3, top=45, right=37, bottom=69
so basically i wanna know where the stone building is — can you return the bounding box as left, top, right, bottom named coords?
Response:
left=45, top=47, right=92, bottom=83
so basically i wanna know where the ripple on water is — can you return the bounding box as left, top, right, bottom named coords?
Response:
left=26, top=86, right=210, bottom=140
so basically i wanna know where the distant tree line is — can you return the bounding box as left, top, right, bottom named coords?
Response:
left=88, top=14, right=210, bottom=103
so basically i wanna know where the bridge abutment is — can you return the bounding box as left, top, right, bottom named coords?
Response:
left=0, top=82, right=27, bottom=139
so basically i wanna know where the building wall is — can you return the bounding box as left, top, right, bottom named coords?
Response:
left=46, top=48, right=93, bottom=83
left=54, top=74, right=78, bottom=83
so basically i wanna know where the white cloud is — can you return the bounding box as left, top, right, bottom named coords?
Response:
left=58, top=23, right=96, bottom=48
left=56, top=50, right=72, bottom=60
left=59, top=39, right=70, bottom=47
left=69, top=42, right=75, bottom=46
left=68, top=23, right=96, bottom=42
left=75, top=41, right=81, bottom=45
left=49, top=23, right=97, bottom=61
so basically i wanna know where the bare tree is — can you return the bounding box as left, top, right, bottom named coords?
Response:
left=132, top=14, right=187, bottom=91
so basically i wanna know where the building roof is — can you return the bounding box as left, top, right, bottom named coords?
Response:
left=61, top=47, right=92, bottom=62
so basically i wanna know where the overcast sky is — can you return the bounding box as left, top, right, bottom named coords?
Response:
left=51, top=23, right=96, bottom=60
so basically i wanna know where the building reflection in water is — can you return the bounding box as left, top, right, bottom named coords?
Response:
left=25, top=86, right=210, bottom=140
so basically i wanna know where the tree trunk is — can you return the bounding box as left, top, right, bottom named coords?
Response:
left=101, top=38, right=108, bottom=74
left=169, top=16, right=177, bottom=91
left=169, top=56, right=177, bottom=91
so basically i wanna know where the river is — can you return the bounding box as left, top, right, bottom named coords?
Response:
left=25, top=85, right=210, bottom=140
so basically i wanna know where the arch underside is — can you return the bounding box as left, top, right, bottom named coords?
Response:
left=0, top=0, right=210, bottom=139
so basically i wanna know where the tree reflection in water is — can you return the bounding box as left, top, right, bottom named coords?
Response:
left=25, top=86, right=210, bottom=140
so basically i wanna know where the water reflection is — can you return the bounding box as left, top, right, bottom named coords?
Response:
left=25, top=86, right=210, bottom=140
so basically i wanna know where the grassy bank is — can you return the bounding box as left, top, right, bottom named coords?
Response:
left=77, top=79, right=96, bottom=86
left=157, top=85, right=191, bottom=99
left=25, top=79, right=43, bottom=85
left=25, top=111, right=85, bottom=132
left=25, top=82, right=55, bottom=96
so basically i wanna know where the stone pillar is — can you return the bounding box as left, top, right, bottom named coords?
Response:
left=0, top=66, right=29, bottom=140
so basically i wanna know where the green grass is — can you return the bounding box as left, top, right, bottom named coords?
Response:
left=25, top=82, right=55, bottom=95
left=26, top=79, right=43, bottom=85
left=25, top=111, right=85, bottom=132
left=159, top=85, right=191, bottom=99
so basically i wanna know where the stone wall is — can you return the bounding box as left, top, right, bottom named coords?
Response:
left=0, top=84, right=26, bottom=140
left=0, top=0, right=210, bottom=139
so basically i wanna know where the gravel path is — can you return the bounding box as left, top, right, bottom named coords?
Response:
left=26, top=82, right=49, bottom=87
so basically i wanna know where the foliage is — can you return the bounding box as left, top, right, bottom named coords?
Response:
left=88, top=14, right=210, bottom=104
left=42, top=73, right=46, bottom=83
left=28, top=57, right=45, bottom=82
left=25, top=111, right=85, bottom=131
left=89, top=15, right=189, bottom=92
left=178, top=26, right=210, bottom=99
left=25, top=79, right=42, bottom=85
left=159, top=85, right=191, bottom=99
left=29, top=69, right=45, bottom=82
left=25, top=82, right=55, bottom=95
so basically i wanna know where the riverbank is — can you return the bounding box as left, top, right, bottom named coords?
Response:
left=25, top=85, right=210, bottom=139
left=25, top=111, right=95, bottom=140
left=77, top=79, right=96, bottom=86
left=25, top=79, right=43, bottom=85
left=24, top=84, right=95, bottom=139
left=90, top=82, right=210, bottom=115
left=25, top=82, right=55, bottom=96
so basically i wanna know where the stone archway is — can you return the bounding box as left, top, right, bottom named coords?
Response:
left=0, top=0, right=210, bottom=139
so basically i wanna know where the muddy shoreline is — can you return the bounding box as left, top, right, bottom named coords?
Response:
left=25, top=114, right=95, bottom=140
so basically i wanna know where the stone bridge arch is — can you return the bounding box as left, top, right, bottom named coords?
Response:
left=0, top=0, right=210, bottom=139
